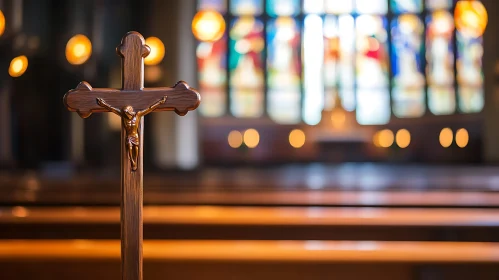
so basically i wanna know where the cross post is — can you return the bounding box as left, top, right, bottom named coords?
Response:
left=63, top=31, right=200, bottom=280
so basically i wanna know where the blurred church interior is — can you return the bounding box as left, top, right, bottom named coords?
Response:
left=1, top=0, right=499, bottom=279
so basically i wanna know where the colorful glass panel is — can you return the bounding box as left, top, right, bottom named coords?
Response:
left=457, top=32, right=484, bottom=113
left=323, top=15, right=355, bottom=111
left=267, top=17, right=301, bottom=123
left=356, top=15, right=389, bottom=88
left=355, top=15, right=390, bottom=124
left=391, top=0, right=423, bottom=13
left=391, top=14, right=425, bottom=117
left=229, top=17, right=265, bottom=117
left=455, top=0, right=487, bottom=113
left=426, top=11, right=455, bottom=115
left=230, top=0, right=263, bottom=15
left=267, top=0, right=300, bottom=16
left=197, top=37, right=228, bottom=117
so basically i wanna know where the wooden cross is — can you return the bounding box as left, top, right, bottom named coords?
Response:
left=63, top=31, right=200, bottom=280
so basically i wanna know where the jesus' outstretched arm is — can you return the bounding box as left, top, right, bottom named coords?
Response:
left=96, top=98, right=121, bottom=115
left=137, top=96, right=167, bottom=117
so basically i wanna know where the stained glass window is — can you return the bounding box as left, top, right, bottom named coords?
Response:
left=267, top=17, right=301, bottom=123
left=355, top=15, right=390, bottom=124
left=195, top=0, right=487, bottom=124
left=197, top=0, right=228, bottom=117
left=391, top=15, right=425, bottom=118
left=455, top=0, right=487, bottom=113
left=229, top=17, right=265, bottom=117
left=323, top=15, right=355, bottom=111
left=426, top=11, right=455, bottom=115
left=197, top=38, right=228, bottom=117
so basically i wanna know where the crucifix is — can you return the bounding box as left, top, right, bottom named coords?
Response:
left=63, top=31, right=200, bottom=280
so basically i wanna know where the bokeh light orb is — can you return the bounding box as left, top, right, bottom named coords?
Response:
left=192, top=10, right=226, bottom=42
left=9, top=55, right=28, bottom=77
left=228, top=130, right=243, bottom=148
left=0, top=10, right=5, bottom=37
left=455, top=0, right=488, bottom=38
left=439, top=128, right=453, bottom=148
left=243, top=128, right=260, bottom=148
left=66, top=34, right=92, bottom=65
left=373, top=129, right=394, bottom=148
left=289, top=129, right=306, bottom=148
left=144, top=37, right=165, bottom=66
left=455, top=128, right=469, bottom=148
left=395, top=129, right=411, bottom=149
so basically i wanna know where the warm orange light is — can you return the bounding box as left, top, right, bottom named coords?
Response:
left=192, top=10, right=226, bottom=42
left=289, top=129, right=306, bottom=148
left=374, top=129, right=394, bottom=148
left=395, top=129, right=411, bottom=148
left=144, top=37, right=165, bottom=66
left=12, top=206, right=28, bottom=218
left=455, top=0, right=488, bottom=38
left=456, top=128, right=469, bottom=148
left=331, top=111, right=346, bottom=128
left=439, top=128, right=453, bottom=148
left=8, top=55, right=28, bottom=77
left=0, top=10, right=5, bottom=37
left=228, top=130, right=243, bottom=148
left=66, top=34, right=92, bottom=65
left=145, top=65, right=162, bottom=83
left=243, top=129, right=260, bottom=148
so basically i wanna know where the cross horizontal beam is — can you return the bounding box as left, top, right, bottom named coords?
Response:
left=64, top=80, right=200, bottom=118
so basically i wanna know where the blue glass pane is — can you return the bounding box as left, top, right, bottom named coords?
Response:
left=391, top=14, right=425, bottom=117
left=426, top=11, right=456, bottom=115
left=230, top=0, right=263, bottom=15
left=457, top=32, right=484, bottom=113
left=267, top=17, right=301, bottom=123
left=391, top=0, right=423, bottom=13
left=198, top=0, right=227, bottom=13
left=267, top=0, right=300, bottom=16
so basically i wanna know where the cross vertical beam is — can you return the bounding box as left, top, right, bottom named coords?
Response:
left=117, top=32, right=149, bottom=280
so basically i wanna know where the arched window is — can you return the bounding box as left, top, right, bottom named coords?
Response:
left=195, top=0, right=487, bottom=125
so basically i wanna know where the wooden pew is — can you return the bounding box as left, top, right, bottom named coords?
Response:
left=2, top=206, right=499, bottom=241
left=3, top=188, right=499, bottom=207
left=1, top=240, right=499, bottom=280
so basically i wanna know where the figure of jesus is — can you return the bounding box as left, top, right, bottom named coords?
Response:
left=96, top=96, right=167, bottom=171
